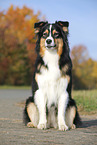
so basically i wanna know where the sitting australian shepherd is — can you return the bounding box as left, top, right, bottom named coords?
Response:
left=23, top=21, right=81, bottom=131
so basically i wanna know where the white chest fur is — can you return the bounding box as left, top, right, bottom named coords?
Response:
left=36, top=50, right=68, bottom=108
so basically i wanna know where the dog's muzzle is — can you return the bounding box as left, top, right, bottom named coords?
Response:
left=45, top=38, right=56, bottom=49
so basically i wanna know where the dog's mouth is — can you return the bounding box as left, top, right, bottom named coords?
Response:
left=45, top=44, right=56, bottom=49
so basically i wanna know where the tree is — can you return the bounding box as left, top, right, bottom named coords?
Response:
left=0, top=5, right=42, bottom=85
left=71, top=45, right=97, bottom=89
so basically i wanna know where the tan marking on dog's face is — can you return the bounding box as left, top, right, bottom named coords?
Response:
left=40, top=38, right=46, bottom=57
left=43, top=29, right=49, bottom=35
left=52, top=29, right=58, bottom=35
left=55, top=38, right=63, bottom=56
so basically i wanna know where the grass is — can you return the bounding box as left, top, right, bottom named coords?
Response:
left=0, top=85, right=31, bottom=90
left=72, top=90, right=97, bottom=115
left=0, top=85, right=97, bottom=115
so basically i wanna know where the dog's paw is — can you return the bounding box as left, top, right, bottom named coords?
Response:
left=71, top=124, right=76, bottom=129
left=37, top=123, right=46, bottom=130
left=59, top=124, right=68, bottom=131
left=27, top=122, right=34, bottom=128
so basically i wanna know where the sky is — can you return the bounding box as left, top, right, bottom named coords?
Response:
left=0, top=0, right=97, bottom=60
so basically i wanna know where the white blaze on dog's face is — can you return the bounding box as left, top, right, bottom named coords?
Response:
left=45, top=25, right=55, bottom=49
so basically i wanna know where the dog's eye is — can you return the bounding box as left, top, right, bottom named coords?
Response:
left=53, top=32, right=59, bottom=38
left=43, top=32, right=48, bottom=38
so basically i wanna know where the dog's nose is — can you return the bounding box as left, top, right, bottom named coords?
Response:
left=46, top=39, right=52, bottom=44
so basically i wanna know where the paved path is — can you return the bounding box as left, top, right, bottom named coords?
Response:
left=0, top=89, right=97, bottom=145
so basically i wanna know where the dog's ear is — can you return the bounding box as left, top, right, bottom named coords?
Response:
left=34, top=21, right=48, bottom=34
left=56, top=21, right=69, bottom=32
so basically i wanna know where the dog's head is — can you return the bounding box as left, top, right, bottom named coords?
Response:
left=34, top=21, right=69, bottom=57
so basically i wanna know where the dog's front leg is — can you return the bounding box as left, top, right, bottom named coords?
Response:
left=35, top=89, right=47, bottom=129
left=58, top=91, right=69, bottom=131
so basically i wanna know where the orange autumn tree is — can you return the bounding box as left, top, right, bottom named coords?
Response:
left=71, top=45, right=97, bottom=89
left=0, top=5, right=42, bottom=85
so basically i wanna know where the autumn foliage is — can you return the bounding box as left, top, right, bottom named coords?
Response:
left=0, top=5, right=40, bottom=85
left=71, top=45, right=97, bottom=89
left=0, top=6, right=97, bottom=89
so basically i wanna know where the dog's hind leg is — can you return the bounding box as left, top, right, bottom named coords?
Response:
left=27, top=102, right=39, bottom=128
left=65, top=106, right=76, bottom=129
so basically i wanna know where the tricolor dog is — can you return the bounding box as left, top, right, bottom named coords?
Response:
left=23, top=21, right=81, bottom=131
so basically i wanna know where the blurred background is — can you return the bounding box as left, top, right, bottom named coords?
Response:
left=0, top=0, right=97, bottom=89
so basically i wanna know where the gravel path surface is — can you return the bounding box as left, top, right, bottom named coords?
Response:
left=0, top=89, right=97, bottom=145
